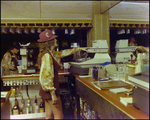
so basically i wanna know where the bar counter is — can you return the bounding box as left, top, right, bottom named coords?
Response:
left=1, top=70, right=70, bottom=81
left=1, top=70, right=70, bottom=119
left=72, top=74, right=149, bottom=119
left=1, top=91, right=11, bottom=119
left=1, top=71, right=149, bottom=119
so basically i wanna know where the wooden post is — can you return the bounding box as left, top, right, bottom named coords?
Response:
left=87, top=1, right=110, bottom=54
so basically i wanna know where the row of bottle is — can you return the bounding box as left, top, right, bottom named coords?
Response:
left=11, top=95, right=45, bottom=115
left=79, top=97, right=99, bottom=119
left=3, top=79, right=39, bottom=86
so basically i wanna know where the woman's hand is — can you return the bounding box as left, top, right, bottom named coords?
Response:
left=50, top=91, right=58, bottom=105
left=9, top=64, right=15, bottom=70
left=80, top=47, right=89, bottom=52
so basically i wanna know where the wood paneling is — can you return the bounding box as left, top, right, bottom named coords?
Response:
left=73, top=74, right=149, bottom=119
left=1, top=1, right=40, bottom=18
left=40, top=1, right=92, bottom=19
left=100, top=1, right=121, bottom=14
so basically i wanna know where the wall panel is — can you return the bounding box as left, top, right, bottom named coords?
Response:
left=1, top=1, right=40, bottom=18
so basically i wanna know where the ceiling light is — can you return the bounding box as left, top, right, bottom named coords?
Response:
left=37, top=26, right=41, bottom=33
left=70, top=28, right=75, bottom=35
left=126, top=29, right=130, bottom=34
left=51, top=28, right=55, bottom=34
left=45, top=26, right=48, bottom=31
left=24, top=26, right=29, bottom=34
left=30, top=26, right=35, bottom=33
left=134, top=29, right=141, bottom=34
left=1, top=26, right=7, bottom=34
left=65, top=28, right=68, bottom=34
left=117, top=28, right=125, bottom=34
left=16, top=26, right=22, bottom=34
left=141, top=29, right=147, bottom=34
left=9, top=26, right=15, bottom=34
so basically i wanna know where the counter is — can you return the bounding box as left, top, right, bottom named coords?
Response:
left=73, top=74, right=149, bottom=119
left=1, top=70, right=70, bottom=119
left=1, top=71, right=149, bottom=119
left=1, top=91, right=11, bottom=119
left=1, top=70, right=70, bottom=81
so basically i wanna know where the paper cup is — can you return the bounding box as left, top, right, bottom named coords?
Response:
left=17, top=66, right=22, bottom=73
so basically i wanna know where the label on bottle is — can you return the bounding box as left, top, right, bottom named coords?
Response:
left=35, top=106, right=39, bottom=113
left=26, top=107, right=31, bottom=114
left=13, top=109, right=19, bottom=115
left=20, top=111, right=23, bottom=114
left=33, top=105, right=39, bottom=113
left=39, top=108, right=44, bottom=113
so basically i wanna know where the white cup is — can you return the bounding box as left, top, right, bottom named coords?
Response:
left=63, top=62, right=70, bottom=72
left=17, top=66, right=22, bottom=73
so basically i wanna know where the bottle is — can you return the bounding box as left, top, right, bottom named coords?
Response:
left=26, top=97, right=32, bottom=114
left=10, top=102, right=12, bottom=115
left=33, top=95, right=39, bottom=113
left=39, top=98, right=45, bottom=113
left=20, top=96, right=25, bottom=114
left=12, top=97, right=20, bottom=115
left=73, top=97, right=77, bottom=119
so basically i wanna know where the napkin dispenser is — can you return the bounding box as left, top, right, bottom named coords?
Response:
left=93, top=66, right=108, bottom=80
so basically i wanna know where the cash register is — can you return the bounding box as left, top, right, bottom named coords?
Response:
left=115, top=39, right=136, bottom=63
left=69, top=40, right=111, bottom=75
left=128, top=70, right=149, bottom=115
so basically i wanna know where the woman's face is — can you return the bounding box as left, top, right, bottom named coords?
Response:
left=54, top=39, right=58, bottom=47
left=13, top=48, right=19, bottom=54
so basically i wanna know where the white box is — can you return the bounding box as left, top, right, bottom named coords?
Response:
left=92, top=40, right=108, bottom=48
left=20, top=48, right=27, bottom=55
left=115, top=39, right=128, bottom=48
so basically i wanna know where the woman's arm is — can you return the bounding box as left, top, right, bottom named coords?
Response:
left=54, top=47, right=81, bottom=59
left=39, top=53, right=56, bottom=92
left=1, top=52, right=12, bottom=70
left=39, top=53, right=58, bottom=104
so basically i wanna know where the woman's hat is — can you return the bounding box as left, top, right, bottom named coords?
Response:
left=37, top=30, right=58, bottom=42
left=10, top=42, right=20, bottom=50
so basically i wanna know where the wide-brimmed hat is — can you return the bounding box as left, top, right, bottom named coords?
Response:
left=10, top=42, right=20, bottom=50
left=37, top=30, right=58, bottom=42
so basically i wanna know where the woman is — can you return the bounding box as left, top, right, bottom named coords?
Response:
left=1, top=42, right=20, bottom=75
left=128, top=37, right=137, bottom=46
left=37, top=30, right=86, bottom=119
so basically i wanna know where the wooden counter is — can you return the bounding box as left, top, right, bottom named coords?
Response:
left=73, top=74, right=149, bottom=119
left=1, top=70, right=70, bottom=81
left=1, top=91, right=11, bottom=119
left=1, top=70, right=70, bottom=119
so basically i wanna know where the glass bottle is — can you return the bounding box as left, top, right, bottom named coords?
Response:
left=26, top=96, right=32, bottom=114
left=12, top=97, right=20, bottom=115
left=10, top=102, right=12, bottom=115
left=20, top=96, right=25, bottom=114
left=39, top=98, right=45, bottom=113
left=33, top=95, right=39, bottom=113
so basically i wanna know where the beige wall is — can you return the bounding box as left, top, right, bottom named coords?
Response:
left=1, top=1, right=149, bottom=50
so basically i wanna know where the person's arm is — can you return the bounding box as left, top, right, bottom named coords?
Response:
left=1, top=52, right=12, bottom=70
left=54, top=47, right=81, bottom=59
left=39, top=53, right=58, bottom=104
left=39, top=53, right=56, bottom=92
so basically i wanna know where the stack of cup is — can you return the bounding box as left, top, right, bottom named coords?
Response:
left=17, top=60, right=22, bottom=74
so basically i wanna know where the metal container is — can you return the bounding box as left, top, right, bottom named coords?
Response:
left=93, top=66, right=108, bottom=80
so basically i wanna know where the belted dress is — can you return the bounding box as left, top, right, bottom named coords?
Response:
left=39, top=48, right=80, bottom=100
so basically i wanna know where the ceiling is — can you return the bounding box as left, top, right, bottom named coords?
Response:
left=1, top=1, right=149, bottom=21
left=109, top=1, right=149, bottom=21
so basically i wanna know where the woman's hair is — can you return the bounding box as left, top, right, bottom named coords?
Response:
left=35, top=39, right=56, bottom=69
left=39, top=39, right=55, bottom=53
left=10, top=42, right=20, bottom=50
